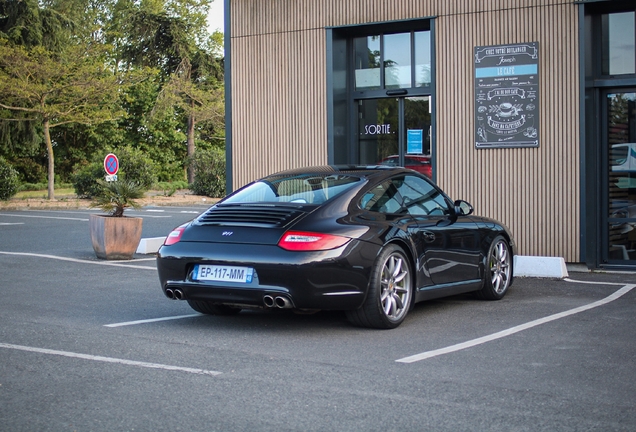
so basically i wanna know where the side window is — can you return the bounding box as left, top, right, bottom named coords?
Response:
left=360, top=180, right=405, bottom=214
left=397, top=175, right=451, bottom=216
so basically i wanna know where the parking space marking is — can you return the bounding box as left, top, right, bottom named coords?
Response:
left=0, top=213, right=88, bottom=221
left=0, top=222, right=24, bottom=225
left=0, top=342, right=221, bottom=376
left=396, top=279, right=636, bottom=363
left=0, top=251, right=155, bottom=270
left=105, top=314, right=201, bottom=327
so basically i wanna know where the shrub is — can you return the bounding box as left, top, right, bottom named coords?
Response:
left=188, top=148, right=226, bottom=198
left=116, top=146, right=157, bottom=190
left=155, top=181, right=189, bottom=196
left=72, top=162, right=105, bottom=198
left=0, top=157, right=21, bottom=200
left=72, top=145, right=157, bottom=198
left=10, top=158, right=47, bottom=184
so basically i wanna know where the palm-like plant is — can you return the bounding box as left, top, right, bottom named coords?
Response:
left=90, top=180, right=145, bottom=217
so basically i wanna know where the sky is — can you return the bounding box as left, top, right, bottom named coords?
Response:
left=207, top=0, right=224, bottom=33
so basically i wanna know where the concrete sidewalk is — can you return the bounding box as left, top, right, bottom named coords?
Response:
left=0, top=190, right=215, bottom=211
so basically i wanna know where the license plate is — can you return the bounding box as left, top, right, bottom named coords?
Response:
left=193, top=265, right=253, bottom=283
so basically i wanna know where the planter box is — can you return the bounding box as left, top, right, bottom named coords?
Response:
left=89, top=213, right=143, bottom=260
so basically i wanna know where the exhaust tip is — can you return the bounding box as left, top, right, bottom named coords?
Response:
left=263, top=295, right=275, bottom=308
left=275, top=296, right=292, bottom=309
left=165, top=289, right=175, bottom=299
left=174, top=289, right=184, bottom=300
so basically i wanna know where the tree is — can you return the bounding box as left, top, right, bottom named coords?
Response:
left=107, top=0, right=223, bottom=182
left=0, top=41, right=125, bottom=199
left=155, top=52, right=224, bottom=182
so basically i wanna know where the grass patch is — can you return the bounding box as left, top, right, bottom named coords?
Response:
left=15, top=188, right=78, bottom=199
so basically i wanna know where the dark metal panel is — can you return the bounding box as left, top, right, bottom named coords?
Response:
left=225, top=0, right=233, bottom=194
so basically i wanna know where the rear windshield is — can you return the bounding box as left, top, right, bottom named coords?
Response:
left=223, top=174, right=362, bottom=205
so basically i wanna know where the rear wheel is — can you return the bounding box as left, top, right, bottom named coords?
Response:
left=187, top=300, right=242, bottom=315
left=476, top=236, right=512, bottom=300
left=346, top=244, right=413, bottom=329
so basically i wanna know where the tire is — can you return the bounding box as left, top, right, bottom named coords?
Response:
left=346, top=244, right=413, bottom=329
left=187, top=300, right=242, bottom=315
left=476, top=235, right=512, bottom=300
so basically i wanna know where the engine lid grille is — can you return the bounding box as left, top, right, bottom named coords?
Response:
left=196, top=204, right=310, bottom=227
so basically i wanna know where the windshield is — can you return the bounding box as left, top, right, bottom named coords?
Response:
left=224, top=174, right=362, bottom=205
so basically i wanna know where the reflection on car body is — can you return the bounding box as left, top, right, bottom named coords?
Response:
left=157, top=166, right=516, bottom=329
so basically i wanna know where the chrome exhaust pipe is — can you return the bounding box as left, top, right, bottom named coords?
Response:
left=174, top=289, right=184, bottom=300
left=165, top=288, right=175, bottom=299
left=275, top=296, right=292, bottom=309
left=263, top=295, right=275, bottom=308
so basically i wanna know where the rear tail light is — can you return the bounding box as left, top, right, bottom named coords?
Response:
left=278, top=231, right=350, bottom=251
left=164, top=226, right=186, bottom=246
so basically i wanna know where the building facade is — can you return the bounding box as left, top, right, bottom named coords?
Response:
left=223, top=0, right=636, bottom=270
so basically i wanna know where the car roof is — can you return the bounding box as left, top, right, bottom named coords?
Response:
left=264, top=165, right=412, bottom=180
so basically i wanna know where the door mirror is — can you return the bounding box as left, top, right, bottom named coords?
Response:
left=454, top=200, right=474, bottom=216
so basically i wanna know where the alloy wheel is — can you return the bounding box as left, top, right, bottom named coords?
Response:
left=380, top=253, right=411, bottom=321
left=489, top=240, right=511, bottom=294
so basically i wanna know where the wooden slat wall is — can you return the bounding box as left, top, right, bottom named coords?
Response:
left=230, top=0, right=580, bottom=261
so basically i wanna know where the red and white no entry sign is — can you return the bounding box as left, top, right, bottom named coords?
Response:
left=104, top=153, right=119, bottom=176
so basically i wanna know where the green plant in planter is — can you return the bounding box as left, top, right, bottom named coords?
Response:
left=90, top=180, right=145, bottom=217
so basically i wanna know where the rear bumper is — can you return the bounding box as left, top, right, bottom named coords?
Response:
left=156, top=240, right=379, bottom=310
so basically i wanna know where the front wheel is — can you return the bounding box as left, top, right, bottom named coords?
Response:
left=187, top=300, right=242, bottom=315
left=346, top=244, right=413, bottom=329
left=476, top=236, right=512, bottom=300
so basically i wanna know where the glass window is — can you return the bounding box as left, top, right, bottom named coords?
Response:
left=360, top=180, right=404, bottom=214
left=354, top=36, right=381, bottom=90
left=397, top=176, right=450, bottom=216
left=414, top=31, right=431, bottom=87
left=606, top=92, right=636, bottom=261
left=358, top=98, right=399, bottom=165
left=384, top=33, right=412, bottom=89
left=360, top=175, right=449, bottom=215
left=602, top=12, right=636, bottom=75
left=353, top=30, right=431, bottom=92
left=224, top=174, right=362, bottom=205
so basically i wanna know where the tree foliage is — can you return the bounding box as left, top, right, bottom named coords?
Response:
left=0, top=40, right=130, bottom=199
left=0, top=0, right=225, bottom=198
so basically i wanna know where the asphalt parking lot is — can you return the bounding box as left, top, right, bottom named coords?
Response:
left=1, top=206, right=635, bottom=431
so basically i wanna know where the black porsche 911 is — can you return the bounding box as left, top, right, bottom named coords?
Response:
left=157, top=166, right=515, bottom=329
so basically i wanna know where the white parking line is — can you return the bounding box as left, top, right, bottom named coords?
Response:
left=105, top=314, right=201, bottom=327
left=396, top=279, right=636, bottom=363
left=0, top=213, right=88, bottom=221
left=0, top=342, right=221, bottom=376
left=0, top=251, right=155, bottom=270
left=0, top=222, right=24, bottom=225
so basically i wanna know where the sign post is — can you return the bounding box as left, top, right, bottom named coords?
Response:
left=104, top=153, right=119, bottom=182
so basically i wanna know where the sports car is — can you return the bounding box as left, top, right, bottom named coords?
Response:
left=157, top=166, right=515, bottom=329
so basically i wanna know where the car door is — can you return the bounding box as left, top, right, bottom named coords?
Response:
left=397, top=175, right=481, bottom=286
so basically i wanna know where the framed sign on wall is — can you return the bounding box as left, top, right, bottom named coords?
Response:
left=474, top=42, right=539, bottom=149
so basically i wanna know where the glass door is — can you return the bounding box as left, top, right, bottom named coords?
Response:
left=604, top=91, right=636, bottom=264
left=357, top=96, right=432, bottom=179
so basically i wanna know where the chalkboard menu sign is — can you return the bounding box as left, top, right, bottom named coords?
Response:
left=474, top=42, right=539, bottom=148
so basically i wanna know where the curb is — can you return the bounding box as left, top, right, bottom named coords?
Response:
left=514, top=256, right=569, bottom=278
